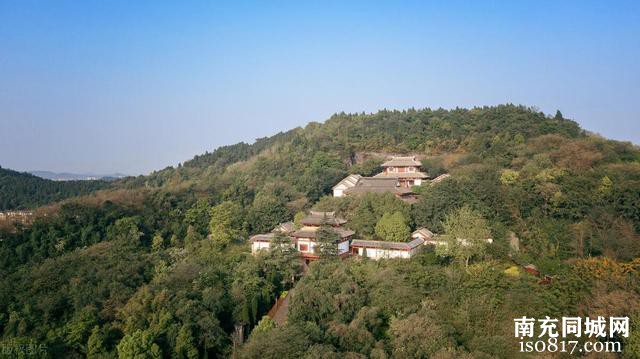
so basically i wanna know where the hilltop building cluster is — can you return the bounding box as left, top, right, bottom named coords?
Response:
left=250, top=155, right=461, bottom=261
left=251, top=211, right=354, bottom=260
left=332, top=156, right=428, bottom=202
left=250, top=211, right=437, bottom=261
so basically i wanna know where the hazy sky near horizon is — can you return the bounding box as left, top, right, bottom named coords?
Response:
left=1, top=1, right=639, bottom=175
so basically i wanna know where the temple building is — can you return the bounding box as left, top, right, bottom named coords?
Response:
left=250, top=212, right=354, bottom=261
left=350, top=237, right=424, bottom=260
left=340, top=177, right=416, bottom=202
left=250, top=211, right=436, bottom=261
left=332, top=155, right=428, bottom=200
left=291, top=211, right=354, bottom=261
left=249, top=221, right=295, bottom=254
left=411, top=227, right=437, bottom=244
left=373, top=156, right=428, bottom=187
left=331, top=174, right=362, bottom=197
left=412, top=227, right=493, bottom=247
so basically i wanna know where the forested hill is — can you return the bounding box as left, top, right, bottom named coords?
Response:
left=123, top=105, right=586, bottom=192
left=0, top=167, right=109, bottom=210
left=1, top=104, right=640, bottom=358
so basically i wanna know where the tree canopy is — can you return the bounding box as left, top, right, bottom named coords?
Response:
left=436, top=205, right=492, bottom=267
left=375, top=211, right=411, bottom=242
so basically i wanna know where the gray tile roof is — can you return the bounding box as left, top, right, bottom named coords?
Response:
left=292, top=227, right=355, bottom=239
left=344, top=177, right=413, bottom=195
left=381, top=156, right=422, bottom=167
left=430, top=173, right=451, bottom=184
left=412, top=227, right=435, bottom=239
left=351, top=238, right=424, bottom=250
left=250, top=233, right=276, bottom=242
left=300, top=211, right=347, bottom=226
left=332, top=174, right=362, bottom=190
left=273, top=221, right=295, bottom=234
left=373, top=171, right=428, bottom=179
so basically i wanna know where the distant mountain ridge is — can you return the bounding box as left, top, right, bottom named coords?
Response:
left=0, top=167, right=110, bottom=210
left=123, top=105, right=586, bottom=192
left=30, top=170, right=128, bottom=181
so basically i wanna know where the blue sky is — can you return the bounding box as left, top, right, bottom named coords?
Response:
left=1, top=1, right=638, bottom=175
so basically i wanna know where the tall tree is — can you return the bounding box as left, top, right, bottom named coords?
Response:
left=436, top=206, right=491, bottom=268
left=554, top=110, right=564, bottom=120
left=116, top=330, right=162, bottom=359
left=315, top=226, right=340, bottom=258
left=209, top=201, right=244, bottom=245
left=184, top=199, right=212, bottom=236
left=375, top=212, right=410, bottom=242
left=300, top=152, right=347, bottom=202
left=107, top=217, right=143, bottom=244
left=174, top=325, right=199, bottom=359
left=248, top=193, right=290, bottom=233
left=263, top=234, right=301, bottom=288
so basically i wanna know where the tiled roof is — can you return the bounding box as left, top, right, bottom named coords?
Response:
left=351, top=238, right=424, bottom=250
left=381, top=156, right=422, bottom=167
left=412, top=227, right=435, bottom=239
left=344, top=178, right=413, bottom=195
left=250, top=233, right=276, bottom=242
left=332, top=174, right=362, bottom=190
left=355, top=177, right=397, bottom=187
left=423, top=236, right=493, bottom=246
left=310, top=211, right=335, bottom=216
left=430, top=173, right=451, bottom=184
left=346, top=186, right=412, bottom=195
left=292, top=226, right=354, bottom=239
left=373, top=171, right=428, bottom=179
left=300, top=211, right=347, bottom=226
left=273, top=221, right=295, bottom=234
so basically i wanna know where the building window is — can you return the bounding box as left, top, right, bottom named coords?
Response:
left=299, top=244, right=308, bottom=252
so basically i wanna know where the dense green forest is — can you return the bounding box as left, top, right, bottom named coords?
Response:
left=1, top=105, right=640, bottom=358
left=0, top=167, right=109, bottom=210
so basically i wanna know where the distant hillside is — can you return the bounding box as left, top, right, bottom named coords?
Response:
left=122, top=105, right=586, bottom=195
left=0, top=167, right=110, bottom=210
left=119, top=104, right=639, bottom=239
left=30, top=170, right=128, bottom=181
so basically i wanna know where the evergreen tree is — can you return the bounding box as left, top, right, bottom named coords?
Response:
left=248, top=193, right=290, bottom=233
left=116, top=330, right=162, bottom=359
left=435, top=206, right=491, bottom=268
left=87, top=326, right=108, bottom=358
left=184, top=199, right=212, bottom=236
left=185, top=225, right=203, bottom=246
left=315, top=226, right=340, bottom=258
left=554, top=110, right=564, bottom=120
left=107, top=217, right=143, bottom=244
left=174, top=325, right=199, bottom=359
left=209, top=200, right=244, bottom=245
left=375, top=212, right=410, bottom=242
left=151, top=233, right=165, bottom=251
left=252, top=316, right=276, bottom=335
left=265, top=234, right=301, bottom=287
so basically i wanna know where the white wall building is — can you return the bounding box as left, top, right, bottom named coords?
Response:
left=350, top=238, right=424, bottom=260
left=332, top=174, right=361, bottom=197
left=249, top=213, right=354, bottom=262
